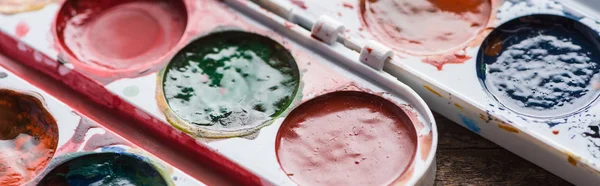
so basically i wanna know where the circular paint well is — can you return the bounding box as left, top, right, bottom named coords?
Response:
left=359, top=0, right=492, bottom=55
left=0, top=89, right=59, bottom=186
left=477, top=14, right=600, bottom=117
left=55, top=0, right=187, bottom=72
left=39, top=152, right=168, bottom=185
left=160, top=31, right=300, bottom=137
left=276, top=91, right=417, bottom=185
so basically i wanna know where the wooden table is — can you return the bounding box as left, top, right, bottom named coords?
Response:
left=433, top=113, right=572, bottom=185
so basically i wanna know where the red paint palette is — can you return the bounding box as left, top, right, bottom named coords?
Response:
left=54, top=0, right=187, bottom=81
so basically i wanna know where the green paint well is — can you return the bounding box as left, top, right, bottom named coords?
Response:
left=162, top=31, right=300, bottom=132
left=39, top=153, right=167, bottom=186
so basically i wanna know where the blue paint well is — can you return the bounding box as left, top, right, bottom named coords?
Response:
left=477, top=14, right=600, bottom=118
left=459, top=115, right=480, bottom=132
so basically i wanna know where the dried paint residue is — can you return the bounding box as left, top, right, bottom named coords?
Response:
left=15, top=21, right=29, bottom=38
left=342, top=2, right=354, bottom=9
left=419, top=131, right=433, bottom=161
left=565, top=152, right=580, bottom=166
left=276, top=91, right=417, bottom=186
left=359, top=0, right=492, bottom=56
left=423, top=52, right=471, bottom=70
left=459, top=114, right=480, bottom=132
left=497, top=124, right=519, bottom=133
left=290, top=0, right=307, bottom=9
left=423, top=85, right=442, bottom=98
left=454, top=103, right=464, bottom=111
left=56, top=117, right=102, bottom=154
left=0, top=89, right=58, bottom=186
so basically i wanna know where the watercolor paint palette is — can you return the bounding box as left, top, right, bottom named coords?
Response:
left=244, top=0, right=600, bottom=185
left=0, top=57, right=206, bottom=186
left=0, top=0, right=438, bottom=185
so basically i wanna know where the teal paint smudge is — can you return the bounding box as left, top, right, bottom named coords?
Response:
left=123, top=86, right=140, bottom=97
left=459, top=114, right=480, bottom=132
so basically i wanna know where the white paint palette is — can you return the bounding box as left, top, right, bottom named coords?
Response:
left=0, top=0, right=438, bottom=185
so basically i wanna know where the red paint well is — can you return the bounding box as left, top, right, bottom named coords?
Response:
left=54, top=0, right=187, bottom=79
left=15, top=21, right=29, bottom=38
left=276, top=91, right=417, bottom=186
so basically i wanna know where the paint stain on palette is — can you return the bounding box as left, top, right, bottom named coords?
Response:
left=0, top=89, right=59, bottom=186
left=276, top=91, right=417, bottom=185
left=478, top=14, right=600, bottom=118
left=0, top=0, right=54, bottom=14
left=359, top=0, right=492, bottom=68
left=159, top=31, right=301, bottom=137
left=38, top=152, right=168, bottom=185
left=54, top=0, right=187, bottom=78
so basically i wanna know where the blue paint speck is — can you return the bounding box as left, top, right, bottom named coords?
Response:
left=459, top=115, right=480, bottom=132
left=101, top=146, right=125, bottom=153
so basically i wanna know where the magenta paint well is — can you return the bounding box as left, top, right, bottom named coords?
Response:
left=53, top=0, right=187, bottom=79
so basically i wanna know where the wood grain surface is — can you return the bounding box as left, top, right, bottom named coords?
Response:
left=433, top=113, right=573, bottom=186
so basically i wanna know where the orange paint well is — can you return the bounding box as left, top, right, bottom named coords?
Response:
left=276, top=91, right=417, bottom=186
left=359, top=0, right=500, bottom=70
left=0, top=89, right=58, bottom=186
left=359, top=0, right=492, bottom=55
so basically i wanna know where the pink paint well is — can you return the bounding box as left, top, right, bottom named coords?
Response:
left=54, top=0, right=187, bottom=79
